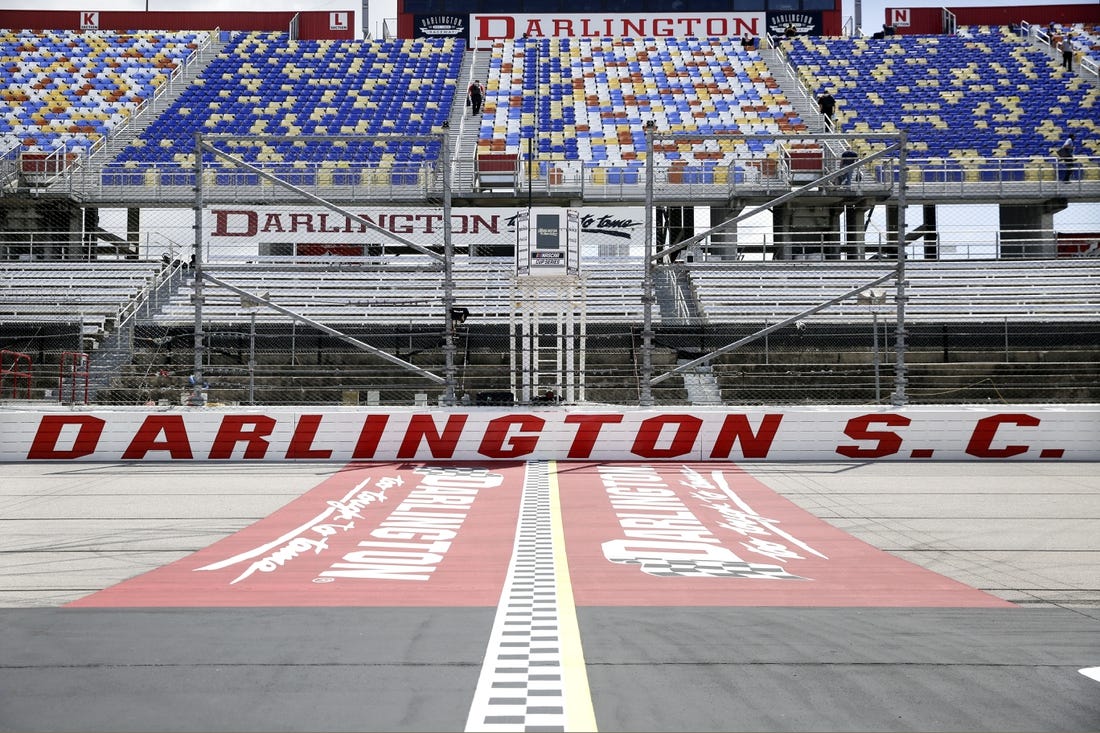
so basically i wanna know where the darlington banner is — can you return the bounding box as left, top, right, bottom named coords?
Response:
left=1, top=407, right=1097, bottom=462
left=205, top=206, right=646, bottom=257
left=467, top=13, right=766, bottom=48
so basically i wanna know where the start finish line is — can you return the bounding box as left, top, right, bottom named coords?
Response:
left=1, top=406, right=1097, bottom=462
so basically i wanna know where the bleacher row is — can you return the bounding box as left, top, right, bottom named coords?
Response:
left=4, top=259, right=1099, bottom=333
left=161, top=258, right=648, bottom=324
left=2, top=26, right=1096, bottom=177
left=690, top=259, right=1100, bottom=323
left=0, top=260, right=162, bottom=343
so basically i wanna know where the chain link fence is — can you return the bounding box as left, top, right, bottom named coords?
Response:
left=2, top=131, right=1099, bottom=407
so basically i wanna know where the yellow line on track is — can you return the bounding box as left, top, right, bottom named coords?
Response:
left=548, top=460, right=598, bottom=732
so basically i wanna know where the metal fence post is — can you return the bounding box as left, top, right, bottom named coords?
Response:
left=639, top=121, right=656, bottom=407
left=191, top=132, right=206, bottom=407
left=892, top=130, right=909, bottom=407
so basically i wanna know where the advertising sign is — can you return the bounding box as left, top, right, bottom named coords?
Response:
left=203, top=206, right=645, bottom=259
left=765, top=11, right=824, bottom=37
left=413, top=14, right=469, bottom=40
left=469, top=13, right=765, bottom=49
left=4, top=408, right=1096, bottom=463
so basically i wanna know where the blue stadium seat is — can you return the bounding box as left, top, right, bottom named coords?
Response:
left=779, top=27, right=1096, bottom=163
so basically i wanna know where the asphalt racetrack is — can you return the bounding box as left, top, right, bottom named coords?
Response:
left=1, top=460, right=1098, bottom=732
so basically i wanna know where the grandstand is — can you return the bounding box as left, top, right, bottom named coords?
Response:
left=1, top=4, right=1098, bottom=409
left=779, top=26, right=1099, bottom=169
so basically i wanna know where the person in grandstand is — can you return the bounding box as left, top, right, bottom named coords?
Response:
left=1057, top=135, right=1076, bottom=183
left=838, top=148, right=858, bottom=185
left=467, top=80, right=485, bottom=115
left=1060, top=34, right=1074, bottom=71
left=784, top=23, right=797, bottom=38
left=817, top=91, right=836, bottom=127
left=740, top=33, right=754, bottom=51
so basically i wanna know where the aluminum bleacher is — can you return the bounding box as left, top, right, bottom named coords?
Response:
left=5, top=252, right=1094, bottom=333
left=0, top=259, right=164, bottom=343
left=152, top=257, right=649, bottom=325
left=688, top=259, right=1100, bottom=324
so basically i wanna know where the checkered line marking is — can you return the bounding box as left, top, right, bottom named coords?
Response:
left=606, top=556, right=803, bottom=579
left=466, top=461, right=569, bottom=732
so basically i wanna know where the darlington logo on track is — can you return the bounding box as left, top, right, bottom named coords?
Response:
left=67, top=463, right=526, bottom=608
left=194, top=467, right=493, bottom=584
left=598, top=464, right=816, bottom=580
left=556, top=462, right=1014, bottom=608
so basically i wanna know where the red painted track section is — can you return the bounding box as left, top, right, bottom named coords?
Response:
left=558, top=462, right=1012, bottom=607
left=69, top=462, right=525, bottom=607
left=68, top=461, right=1011, bottom=609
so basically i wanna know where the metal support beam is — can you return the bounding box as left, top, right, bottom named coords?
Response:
left=892, top=130, right=909, bottom=407
left=640, top=121, right=656, bottom=406
left=190, top=133, right=206, bottom=406
left=650, top=271, right=897, bottom=385
left=202, top=273, right=446, bottom=384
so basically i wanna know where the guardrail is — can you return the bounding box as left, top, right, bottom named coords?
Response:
left=2, top=229, right=1095, bottom=264
left=54, top=152, right=1098, bottom=204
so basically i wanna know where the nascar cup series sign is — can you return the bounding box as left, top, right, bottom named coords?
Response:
left=2, top=407, right=1097, bottom=462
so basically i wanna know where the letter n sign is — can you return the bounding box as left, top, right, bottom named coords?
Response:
left=81, top=11, right=99, bottom=30
left=888, top=9, right=910, bottom=27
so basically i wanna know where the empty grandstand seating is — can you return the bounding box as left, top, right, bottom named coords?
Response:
left=0, top=260, right=164, bottom=344
left=109, top=33, right=463, bottom=173
left=687, top=259, right=1100, bottom=323
left=0, top=29, right=206, bottom=155
left=127, top=255, right=1100, bottom=330
left=478, top=36, right=815, bottom=187
left=779, top=27, right=1099, bottom=173
left=6, top=26, right=1094, bottom=196
left=2, top=26, right=1099, bottom=406
left=150, top=256, right=649, bottom=326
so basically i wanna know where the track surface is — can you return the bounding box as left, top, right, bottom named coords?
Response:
left=1, top=460, right=1098, bottom=732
